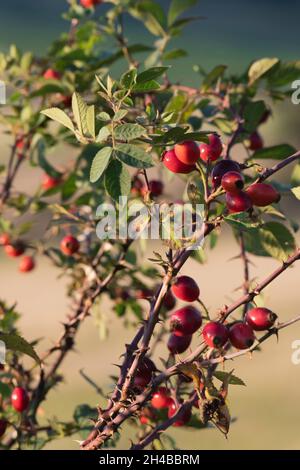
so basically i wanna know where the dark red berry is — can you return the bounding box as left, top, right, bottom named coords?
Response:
left=43, top=68, right=61, bottom=80
left=229, top=322, right=255, bottom=350
left=133, top=370, right=152, bottom=390
left=4, top=242, right=25, bottom=258
left=42, top=174, right=61, bottom=190
left=0, top=419, right=7, bottom=438
left=245, top=307, right=277, bottom=331
left=248, top=131, right=263, bottom=151
left=162, top=149, right=195, bottom=174
left=81, top=0, right=102, bottom=7
left=202, top=321, right=229, bottom=348
left=168, top=400, right=192, bottom=427
left=174, top=141, right=200, bottom=165
left=131, top=176, right=144, bottom=196
left=163, top=290, right=176, bottom=310
left=170, top=306, right=202, bottom=336
left=11, top=387, right=29, bottom=413
left=0, top=233, right=10, bottom=246
left=136, top=288, right=153, bottom=300
left=151, top=387, right=171, bottom=409
left=19, top=256, right=35, bottom=273
left=199, top=134, right=223, bottom=162
left=211, top=160, right=241, bottom=189
left=226, top=191, right=252, bottom=213
left=167, top=334, right=192, bottom=354
left=221, top=171, right=244, bottom=194
left=171, top=276, right=200, bottom=302
left=246, top=183, right=280, bottom=207
left=60, top=235, right=80, bottom=256
left=142, top=180, right=164, bottom=198
left=139, top=408, right=156, bottom=425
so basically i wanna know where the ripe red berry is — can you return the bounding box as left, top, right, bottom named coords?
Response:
left=167, top=333, right=192, bottom=354
left=4, top=242, right=25, bottom=258
left=142, top=180, right=164, bottom=198
left=163, top=290, right=176, bottom=311
left=170, top=306, right=202, bottom=336
left=202, top=321, right=229, bottom=348
left=246, top=183, right=280, bottom=207
left=133, top=370, right=152, bottom=390
left=136, top=288, right=153, bottom=300
left=151, top=387, right=171, bottom=409
left=139, top=408, right=156, bottom=425
left=221, top=171, right=244, bottom=194
left=245, top=307, right=277, bottom=331
left=43, top=68, right=61, bottom=80
left=11, top=387, right=29, bottom=413
left=162, top=149, right=195, bottom=174
left=0, top=419, right=7, bottom=438
left=199, top=134, right=223, bottom=162
left=19, top=256, right=35, bottom=273
left=211, top=160, right=241, bottom=189
left=248, top=131, right=263, bottom=151
left=174, top=141, right=200, bottom=165
left=60, top=235, right=80, bottom=256
left=42, top=174, right=61, bottom=190
left=131, top=176, right=144, bottom=197
left=80, top=0, right=102, bottom=7
left=171, top=276, right=200, bottom=302
left=168, top=400, right=192, bottom=427
left=0, top=233, right=10, bottom=246
left=226, top=191, right=252, bottom=213
left=229, top=322, right=255, bottom=350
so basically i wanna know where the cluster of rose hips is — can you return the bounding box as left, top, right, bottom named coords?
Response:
left=0, top=387, right=30, bottom=438
left=0, top=235, right=35, bottom=273
left=131, top=175, right=164, bottom=199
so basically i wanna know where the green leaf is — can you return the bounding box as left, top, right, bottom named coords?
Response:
left=291, top=164, right=300, bottom=186
left=225, top=212, right=260, bottom=231
left=133, top=80, right=161, bottom=92
left=136, top=66, right=169, bottom=84
left=72, top=92, right=88, bottom=135
left=0, top=382, right=12, bottom=399
left=251, top=144, right=295, bottom=160
left=73, top=404, right=97, bottom=439
left=105, top=160, right=131, bottom=200
left=168, top=0, right=198, bottom=26
left=259, top=222, right=296, bottom=261
left=163, top=48, right=187, bottom=60
left=291, top=186, right=300, bottom=200
left=120, top=69, right=137, bottom=89
left=113, top=110, right=128, bottom=121
left=115, top=123, right=146, bottom=141
left=32, top=84, right=65, bottom=98
left=41, top=108, right=74, bottom=132
left=86, top=105, right=95, bottom=139
left=97, top=111, right=111, bottom=122
left=0, top=332, right=40, bottom=364
left=115, top=144, right=154, bottom=169
left=244, top=101, right=267, bottom=132
left=97, top=125, right=111, bottom=143
left=248, top=58, right=279, bottom=85
left=214, top=371, right=246, bottom=386
left=90, top=147, right=112, bottom=183
left=202, top=65, right=227, bottom=90
left=37, top=139, right=62, bottom=179
left=130, top=1, right=167, bottom=37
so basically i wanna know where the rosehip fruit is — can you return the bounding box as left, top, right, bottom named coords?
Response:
left=226, top=191, right=252, bottom=213
left=248, top=131, right=263, bottom=151
left=199, top=134, right=223, bottom=162
left=202, top=321, right=229, bottom=348
left=171, top=276, right=200, bottom=302
left=19, top=256, right=35, bottom=273
left=142, top=180, right=164, bottom=198
left=4, top=242, right=25, bottom=258
left=221, top=171, right=244, bottom=194
left=131, top=176, right=144, bottom=197
left=168, top=400, right=192, bottom=427
left=11, top=387, right=29, bottom=413
left=163, top=290, right=176, bottom=311
left=136, top=288, right=153, bottom=300
left=60, top=235, right=80, bottom=256
left=229, top=322, right=255, bottom=350
left=174, top=141, right=200, bottom=165
left=162, top=149, right=195, bottom=174
left=0, top=233, right=10, bottom=246
left=245, top=307, right=277, bottom=331
left=133, top=370, right=152, bottom=390
left=139, top=408, right=156, bottom=425
left=42, top=174, right=61, bottom=190
left=151, top=387, right=171, bottom=409
left=170, top=306, right=202, bottom=336
left=167, top=333, right=192, bottom=354
left=0, top=419, right=7, bottom=438
left=246, top=183, right=280, bottom=207
left=81, top=0, right=102, bottom=7
left=211, top=160, right=241, bottom=189
left=43, top=68, right=61, bottom=80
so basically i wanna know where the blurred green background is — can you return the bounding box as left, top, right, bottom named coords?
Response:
left=1, top=0, right=300, bottom=451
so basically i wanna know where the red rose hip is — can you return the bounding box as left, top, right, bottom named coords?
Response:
left=245, top=307, right=277, bottom=331
left=11, top=387, right=29, bottom=413
left=0, top=233, right=10, bottom=246
left=162, top=149, right=195, bottom=174
left=19, top=256, right=35, bottom=273
left=211, top=160, right=241, bottom=189
left=170, top=306, right=202, bottom=336
left=174, top=141, right=200, bottom=165
left=141, top=180, right=164, bottom=198
left=226, top=191, right=252, bottom=213
left=4, top=242, right=25, bottom=258
left=246, top=183, right=280, bottom=207
left=221, top=171, right=244, bottom=194
left=81, top=0, right=102, bottom=6
left=199, top=134, right=223, bottom=162
left=167, top=334, right=192, bottom=354
left=171, top=276, right=200, bottom=302
left=168, top=400, right=192, bottom=427
left=151, top=387, right=171, bottom=409
left=42, top=174, right=61, bottom=190
left=60, top=235, right=80, bottom=256
left=248, top=131, right=263, bottom=151
left=43, top=68, right=61, bottom=80
left=163, top=290, right=176, bottom=310
left=202, top=321, right=229, bottom=348
left=229, top=322, right=255, bottom=350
